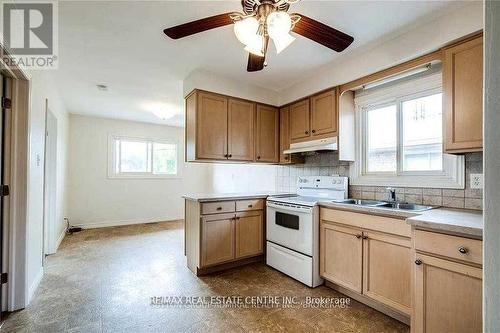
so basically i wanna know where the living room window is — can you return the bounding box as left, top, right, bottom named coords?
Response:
left=109, top=136, right=178, bottom=178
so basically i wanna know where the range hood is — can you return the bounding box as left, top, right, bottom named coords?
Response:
left=284, top=137, right=338, bottom=154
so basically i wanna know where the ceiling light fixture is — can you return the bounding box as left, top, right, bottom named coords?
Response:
left=96, top=84, right=108, bottom=91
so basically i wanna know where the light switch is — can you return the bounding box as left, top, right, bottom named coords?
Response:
left=470, top=173, right=483, bottom=189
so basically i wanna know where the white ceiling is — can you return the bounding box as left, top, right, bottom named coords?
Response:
left=55, top=1, right=468, bottom=127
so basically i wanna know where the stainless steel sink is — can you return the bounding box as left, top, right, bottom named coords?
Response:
left=378, top=202, right=433, bottom=211
left=332, top=199, right=433, bottom=211
left=332, top=199, right=387, bottom=207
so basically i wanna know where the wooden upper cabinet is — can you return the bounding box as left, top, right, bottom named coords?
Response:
left=311, top=89, right=338, bottom=137
left=255, top=104, right=279, bottom=163
left=289, top=99, right=310, bottom=142
left=279, top=107, right=291, bottom=164
left=443, top=35, right=483, bottom=153
left=195, top=92, right=228, bottom=160
left=228, top=99, right=255, bottom=161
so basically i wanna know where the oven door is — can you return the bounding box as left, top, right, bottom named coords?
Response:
left=266, top=201, right=313, bottom=256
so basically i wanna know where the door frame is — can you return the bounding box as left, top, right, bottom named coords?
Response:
left=43, top=103, right=58, bottom=257
left=0, top=44, right=31, bottom=312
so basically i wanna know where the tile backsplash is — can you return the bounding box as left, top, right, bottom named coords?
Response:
left=277, top=152, right=483, bottom=211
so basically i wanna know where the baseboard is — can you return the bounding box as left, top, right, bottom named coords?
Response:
left=55, top=228, right=66, bottom=250
left=75, top=217, right=183, bottom=230
left=27, top=267, right=44, bottom=304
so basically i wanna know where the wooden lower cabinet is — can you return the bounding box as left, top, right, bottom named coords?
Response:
left=363, top=231, right=411, bottom=315
left=201, top=213, right=235, bottom=267
left=187, top=198, right=265, bottom=274
left=235, top=211, right=263, bottom=258
left=320, top=222, right=363, bottom=293
left=412, top=253, right=482, bottom=333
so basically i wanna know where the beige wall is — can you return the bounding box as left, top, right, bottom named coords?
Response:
left=66, top=115, right=212, bottom=228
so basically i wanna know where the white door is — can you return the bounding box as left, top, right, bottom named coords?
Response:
left=43, top=106, right=58, bottom=256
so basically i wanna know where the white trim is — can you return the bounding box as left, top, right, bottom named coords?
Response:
left=74, top=217, right=183, bottom=230
left=107, top=134, right=181, bottom=179
left=351, top=72, right=465, bottom=189
left=55, top=227, right=66, bottom=252
left=27, top=267, right=43, bottom=304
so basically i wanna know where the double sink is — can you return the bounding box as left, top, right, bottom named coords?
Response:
left=332, top=199, right=433, bottom=212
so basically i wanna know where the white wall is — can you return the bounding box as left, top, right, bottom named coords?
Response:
left=183, top=69, right=279, bottom=106
left=26, top=70, right=69, bottom=302
left=67, top=115, right=212, bottom=228
left=208, top=163, right=278, bottom=193
left=278, top=2, right=483, bottom=104
left=484, top=1, right=500, bottom=331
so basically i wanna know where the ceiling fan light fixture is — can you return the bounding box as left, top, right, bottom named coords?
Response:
left=272, top=33, right=295, bottom=54
left=233, top=16, right=259, bottom=45
left=266, top=11, right=292, bottom=39
left=244, top=35, right=265, bottom=57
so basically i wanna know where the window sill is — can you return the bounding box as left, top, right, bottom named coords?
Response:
left=108, top=175, right=182, bottom=180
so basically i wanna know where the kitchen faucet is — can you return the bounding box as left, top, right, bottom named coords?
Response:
left=386, top=187, right=397, bottom=202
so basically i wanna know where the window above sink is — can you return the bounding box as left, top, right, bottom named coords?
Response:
left=350, top=68, right=465, bottom=189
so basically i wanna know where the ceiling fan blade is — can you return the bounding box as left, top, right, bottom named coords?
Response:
left=291, top=14, right=354, bottom=52
left=247, top=53, right=265, bottom=72
left=164, top=13, right=234, bottom=39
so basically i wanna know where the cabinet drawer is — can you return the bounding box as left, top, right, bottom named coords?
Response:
left=236, top=199, right=264, bottom=211
left=201, top=201, right=235, bottom=215
left=414, top=229, right=482, bottom=265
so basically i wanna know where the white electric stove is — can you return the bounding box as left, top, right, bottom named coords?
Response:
left=266, top=176, right=348, bottom=287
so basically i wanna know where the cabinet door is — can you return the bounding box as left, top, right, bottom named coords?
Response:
left=201, top=213, right=235, bottom=267
left=413, top=253, right=482, bottom=333
left=255, top=104, right=279, bottom=163
left=196, top=92, right=228, bottom=160
left=443, top=35, right=483, bottom=153
left=279, top=107, right=291, bottom=164
left=235, top=211, right=263, bottom=258
left=363, top=231, right=411, bottom=315
left=228, top=98, right=255, bottom=161
left=311, top=89, right=337, bottom=137
left=289, top=99, right=310, bottom=142
left=320, top=222, right=363, bottom=293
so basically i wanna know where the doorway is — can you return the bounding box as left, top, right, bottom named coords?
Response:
left=43, top=103, right=58, bottom=257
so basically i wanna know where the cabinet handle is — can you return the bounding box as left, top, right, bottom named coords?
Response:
left=224, top=154, right=228, bottom=158
left=305, top=131, right=309, bottom=135
left=355, top=234, right=362, bottom=239
left=216, top=207, right=222, bottom=211
left=257, top=156, right=261, bottom=160
left=228, top=154, right=232, bottom=158
left=415, top=259, right=422, bottom=265
left=236, top=216, right=240, bottom=220
left=248, top=204, right=253, bottom=208
left=458, top=246, right=469, bottom=254
left=362, top=235, right=368, bottom=240
left=284, top=156, right=289, bottom=160
left=312, top=130, right=316, bottom=134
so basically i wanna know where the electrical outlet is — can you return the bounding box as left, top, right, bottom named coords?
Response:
left=470, top=173, right=484, bottom=189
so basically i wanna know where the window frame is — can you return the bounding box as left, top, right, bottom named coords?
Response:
left=350, top=72, right=465, bottom=189
left=108, top=135, right=181, bottom=179
left=361, top=88, right=445, bottom=177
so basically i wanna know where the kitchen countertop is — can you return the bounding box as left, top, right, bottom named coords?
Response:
left=406, top=208, right=483, bottom=238
left=318, top=201, right=421, bottom=219
left=183, top=192, right=294, bottom=202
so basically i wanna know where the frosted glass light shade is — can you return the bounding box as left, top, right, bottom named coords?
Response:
left=234, top=16, right=259, bottom=45
left=272, top=33, right=295, bottom=54
left=244, top=35, right=264, bottom=57
left=266, top=11, right=292, bottom=39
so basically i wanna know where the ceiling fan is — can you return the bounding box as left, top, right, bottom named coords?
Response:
left=163, top=0, right=354, bottom=72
